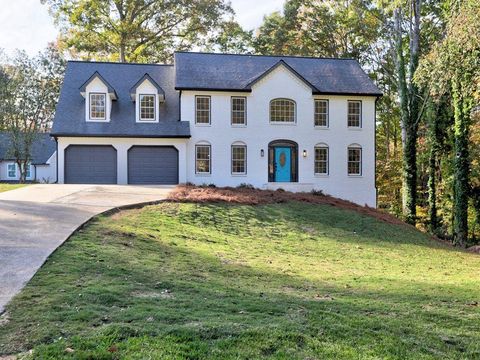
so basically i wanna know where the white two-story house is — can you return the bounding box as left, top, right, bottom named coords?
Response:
left=51, top=52, right=382, bottom=207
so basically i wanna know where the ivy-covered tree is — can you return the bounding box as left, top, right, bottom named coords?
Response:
left=417, top=0, right=480, bottom=246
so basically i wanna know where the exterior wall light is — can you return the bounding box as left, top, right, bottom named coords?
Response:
left=303, top=150, right=307, bottom=158
left=260, top=149, right=265, bottom=157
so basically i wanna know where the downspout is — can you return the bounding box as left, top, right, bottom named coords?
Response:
left=55, top=136, right=58, bottom=184
left=34, top=164, right=37, bottom=182
left=179, top=90, right=182, bottom=121
left=374, top=96, right=379, bottom=208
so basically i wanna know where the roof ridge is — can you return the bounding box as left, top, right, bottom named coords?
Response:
left=174, top=51, right=357, bottom=62
left=68, top=60, right=174, bottom=66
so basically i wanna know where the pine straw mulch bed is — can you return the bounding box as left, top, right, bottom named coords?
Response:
left=167, top=185, right=407, bottom=227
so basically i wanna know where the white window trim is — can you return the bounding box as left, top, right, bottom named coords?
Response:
left=195, top=144, right=212, bottom=175
left=138, top=93, right=158, bottom=122
left=347, top=145, right=362, bottom=177
left=24, top=164, right=32, bottom=179
left=195, top=96, right=211, bottom=126
left=88, top=92, right=108, bottom=122
left=231, top=96, right=247, bottom=127
left=7, top=163, right=16, bottom=179
left=314, top=99, right=329, bottom=128
left=347, top=100, right=362, bottom=128
left=231, top=143, right=247, bottom=175
left=314, top=145, right=329, bottom=176
left=269, top=98, right=297, bottom=124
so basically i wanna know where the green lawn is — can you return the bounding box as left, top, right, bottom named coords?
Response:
left=1, top=202, right=479, bottom=359
left=0, top=183, right=27, bottom=193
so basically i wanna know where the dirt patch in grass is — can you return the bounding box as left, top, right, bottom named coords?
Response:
left=168, top=185, right=406, bottom=226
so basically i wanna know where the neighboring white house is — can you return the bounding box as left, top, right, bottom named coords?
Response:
left=0, top=132, right=57, bottom=183
left=51, top=52, right=382, bottom=207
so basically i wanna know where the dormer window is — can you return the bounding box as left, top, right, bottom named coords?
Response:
left=130, top=74, right=164, bottom=123
left=139, top=94, right=156, bottom=121
left=79, top=71, right=116, bottom=122
left=89, top=93, right=106, bottom=120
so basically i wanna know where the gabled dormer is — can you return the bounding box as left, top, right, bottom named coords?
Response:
left=130, top=73, right=165, bottom=123
left=79, top=71, right=117, bottom=122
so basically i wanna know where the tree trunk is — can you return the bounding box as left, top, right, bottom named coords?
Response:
left=427, top=103, right=439, bottom=233
left=394, top=4, right=421, bottom=225
left=452, top=78, right=470, bottom=247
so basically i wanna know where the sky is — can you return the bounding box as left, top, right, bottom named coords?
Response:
left=0, top=0, right=284, bottom=56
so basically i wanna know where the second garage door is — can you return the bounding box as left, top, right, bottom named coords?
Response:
left=65, top=145, right=117, bottom=184
left=128, top=146, right=178, bottom=185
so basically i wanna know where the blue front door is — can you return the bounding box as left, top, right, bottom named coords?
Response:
left=275, top=147, right=291, bottom=182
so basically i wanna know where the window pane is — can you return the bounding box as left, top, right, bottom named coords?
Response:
left=270, top=99, right=295, bottom=122
left=314, top=100, right=328, bottom=127
left=314, top=147, right=328, bottom=174
left=196, top=145, right=211, bottom=173
left=231, top=97, right=246, bottom=125
left=348, top=101, right=361, bottom=127
left=231, top=145, right=246, bottom=174
left=90, top=93, right=106, bottom=119
left=140, top=95, right=155, bottom=120
left=348, top=148, right=361, bottom=175
left=196, top=97, right=210, bottom=124
left=7, top=164, right=15, bottom=177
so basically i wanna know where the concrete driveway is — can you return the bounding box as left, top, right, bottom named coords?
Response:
left=0, top=184, right=174, bottom=313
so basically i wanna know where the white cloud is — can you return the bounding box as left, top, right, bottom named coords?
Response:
left=230, top=0, right=284, bottom=30
left=0, top=0, right=58, bottom=56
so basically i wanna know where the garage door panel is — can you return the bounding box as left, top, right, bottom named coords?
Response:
left=65, top=145, right=117, bottom=184
left=128, top=146, right=178, bottom=185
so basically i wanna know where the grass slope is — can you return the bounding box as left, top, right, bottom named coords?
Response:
left=0, top=202, right=479, bottom=359
left=0, top=184, right=27, bottom=193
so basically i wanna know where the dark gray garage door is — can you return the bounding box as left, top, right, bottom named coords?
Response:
left=128, top=146, right=178, bottom=185
left=65, top=145, right=117, bottom=184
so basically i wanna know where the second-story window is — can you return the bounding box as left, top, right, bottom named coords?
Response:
left=270, top=98, right=296, bottom=123
left=231, top=97, right=246, bottom=126
left=139, top=94, right=156, bottom=121
left=195, top=96, right=211, bottom=125
left=348, top=100, right=362, bottom=127
left=314, top=99, right=329, bottom=127
left=89, top=93, right=106, bottom=120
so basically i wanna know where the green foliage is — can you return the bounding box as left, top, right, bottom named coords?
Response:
left=41, top=0, right=234, bottom=63
left=0, top=46, right=65, bottom=182
left=1, top=202, right=479, bottom=358
left=253, top=0, right=382, bottom=64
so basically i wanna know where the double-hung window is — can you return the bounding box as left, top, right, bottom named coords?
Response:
left=195, top=144, right=211, bottom=174
left=348, top=146, right=362, bottom=175
left=139, top=94, right=156, bottom=121
left=314, top=100, right=329, bottom=127
left=314, top=146, right=329, bottom=175
left=231, top=145, right=247, bottom=175
left=231, top=97, right=246, bottom=126
left=24, top=164, right=31, bottom=179
left=89, top=93, right=106, bottom=120
left=195, top=96, right=211, bottom=125
left=347, top=100, right=361, bottom=127
left=7, top=163, right=16, bottom=178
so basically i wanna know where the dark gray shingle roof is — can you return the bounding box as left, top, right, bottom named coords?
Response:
left=51, top=61, right=190, bottom=137
left=174, top=52, right=382, bottom=96
left=0, top=132, right=56, bottom=164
